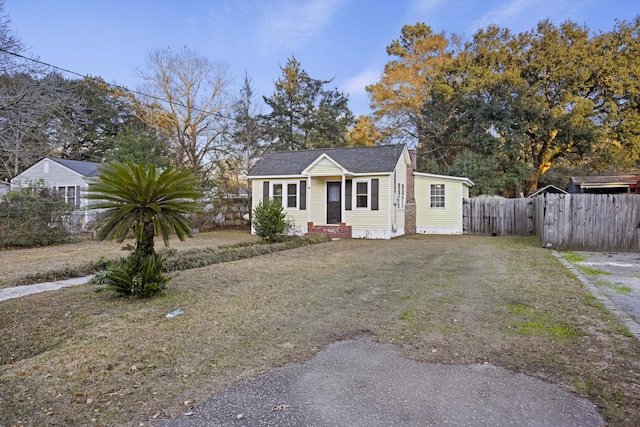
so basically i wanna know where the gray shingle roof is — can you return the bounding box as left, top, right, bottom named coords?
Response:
left=248, top=144, right=407, bottom=177
left=49, top=157, right=101, bottom=177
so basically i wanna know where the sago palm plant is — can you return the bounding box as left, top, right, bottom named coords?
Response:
left=87, top=162, right=202, bottom=297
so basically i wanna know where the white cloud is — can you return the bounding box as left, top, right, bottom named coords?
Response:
left=468, top=0, right=593, bottom=34
left=342, top=66, right=381, bottom=96
left=469, top=0, right=532, bottom=31
left=259, top=0, right=347, bottom=53
left=407, top=0, right=445, bottom=16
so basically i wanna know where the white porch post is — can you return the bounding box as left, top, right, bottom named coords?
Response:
left=341, top=174, right=346, bottom=223
left=307, top=176, right=311, bottom=226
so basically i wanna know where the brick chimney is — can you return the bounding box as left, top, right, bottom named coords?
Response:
left=405, top=148, right=417, bottom=234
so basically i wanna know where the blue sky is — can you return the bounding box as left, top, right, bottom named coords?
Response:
left=4, top=0, right=638, bottom=117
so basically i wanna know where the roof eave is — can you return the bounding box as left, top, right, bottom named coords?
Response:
left=414, top=171, right=474, bottom=187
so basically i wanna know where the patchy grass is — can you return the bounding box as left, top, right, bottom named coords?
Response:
left=564, top=251, right=586, bottom=263
left=1, top=234, right=640, bottom=426
left=599, top=281, right=633, bottom=295
left=577, top=265, right=612, bottom=276
left=505, top=303, right=576, bottom=338
left=594, top=278, right=633, bottom=295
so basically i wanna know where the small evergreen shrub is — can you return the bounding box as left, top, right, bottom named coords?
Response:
left=252, top=199, right=292, bottom=242
left=0, top=182, right=74, bottom=248
left=94, top=252, right=169, bottom=298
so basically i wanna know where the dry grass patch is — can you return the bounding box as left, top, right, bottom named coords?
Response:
left=1, top=235, right=639, bottom=426
left=0, top=230, right=258, bottom=288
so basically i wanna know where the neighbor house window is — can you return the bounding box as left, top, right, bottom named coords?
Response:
left=57, top=186, right=77, bottom=207
left=356, top=181, right=368, bottom=208
left=430, top=184, right=445, bottom=208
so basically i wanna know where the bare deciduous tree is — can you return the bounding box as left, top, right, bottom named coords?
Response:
left=136, top=47, right=233, bottom=178
left=0, top=3, right=83, bottom=178
left=0, top=0, right=23, bottom=75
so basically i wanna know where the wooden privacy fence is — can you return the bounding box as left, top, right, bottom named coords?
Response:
left=464, top=194, right=640, bottom=252
left=463, top=197, right=534, bottom=236
left=538, top=193, right=640, bottom=252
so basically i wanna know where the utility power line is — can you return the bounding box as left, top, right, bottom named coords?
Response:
left=0, top=47, right=230, bottom=118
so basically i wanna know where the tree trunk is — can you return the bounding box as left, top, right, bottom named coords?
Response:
left=135, top=220, right=155, bottom=257
left=526, top=172, right=541, bottom=195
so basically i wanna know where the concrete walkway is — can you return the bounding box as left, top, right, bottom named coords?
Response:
left=553, top=251, right=640, bottom=340
left=0, top=275, right=94, bottom=302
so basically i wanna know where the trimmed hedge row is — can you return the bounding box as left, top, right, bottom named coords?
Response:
left=5, top=235, right=332, bottom=287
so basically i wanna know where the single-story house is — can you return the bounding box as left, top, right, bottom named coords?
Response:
left=568, top=176, right=639, bottom=194
left=247, top=144, right=473, bottom=239
left=11, top=157, right=101, bottom=228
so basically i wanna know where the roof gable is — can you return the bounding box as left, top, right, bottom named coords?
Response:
left=49, top=158, right=101, bottom=177
left=302, top=153, right=348, bottom=176
left=527, top=185, right=567, bottom=198
left=248, top=144, right=408, bottom=177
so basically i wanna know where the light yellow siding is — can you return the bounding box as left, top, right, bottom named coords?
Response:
left=250, top=178, right=263, bottom=212
left=250, top=178, right=308, bottom=234
left=344, top=175, right=389, bottom=230
left=306, top=158, right=343, bottom=176
left=415, top=176, right=465, bottom=231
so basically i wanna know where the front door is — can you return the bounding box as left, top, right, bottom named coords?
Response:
left=326, top=182, right=341, bottom=224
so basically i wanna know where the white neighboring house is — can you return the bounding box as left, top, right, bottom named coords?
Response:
left=0, top=180, right=9, bottom=197
left=11, top=157, right=101, bottom=229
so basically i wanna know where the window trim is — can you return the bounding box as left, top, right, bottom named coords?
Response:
left=430, top=183, right=446, bottom=208
left=57, top=185, right=79, bottom=208
left=397, top=182, right=405, bottom=209
left=354, top=179, right=370, bottom=210
left=271, top=181, right=299, bottom=210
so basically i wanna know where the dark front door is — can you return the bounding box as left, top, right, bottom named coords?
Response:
left=326, top=182, right=341, bottom=224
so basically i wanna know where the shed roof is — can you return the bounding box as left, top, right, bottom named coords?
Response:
left=248, top=144, right=407, bottom=177
left=570, top=176, right=637, bottom=185
left=527, top=185, right=568, bottom=198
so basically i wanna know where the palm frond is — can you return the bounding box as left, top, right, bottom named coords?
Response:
left=87, top=162, right=203, bottom=247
